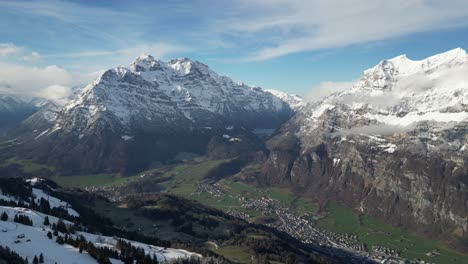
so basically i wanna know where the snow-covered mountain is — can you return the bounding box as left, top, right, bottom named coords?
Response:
left=263, top=48, right=468, bottom=243
left=265, top=89, right=304, bottom=111
left=56, top=55, right=292, bottom=134
left=299, top=47, right=467, bottom=135
left=10, top=56, right=294, bottom=174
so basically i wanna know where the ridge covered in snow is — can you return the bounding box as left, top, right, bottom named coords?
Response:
left=300, top=48, right=468, bottom=133
left=56, top=55, right=292, bottom=134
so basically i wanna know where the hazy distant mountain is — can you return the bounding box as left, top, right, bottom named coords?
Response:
left=0, top=94, right=48, bottom=134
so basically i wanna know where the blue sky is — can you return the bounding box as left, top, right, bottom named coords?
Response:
left=1, top=0, right=468, bottom=101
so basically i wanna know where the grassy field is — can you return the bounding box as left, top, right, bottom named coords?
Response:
left=194, top=174, right=468, bottom=264
left=18, top=156, right=466, bottom=264
left=50, top=173, right=140, bottom=188
left=317, top=204, right=468, bottom=264
left=161, top=159, right=229, bottom=195
left=2, top=157, right=55, bottom=174
left=213, top=246, right=253, bottom=263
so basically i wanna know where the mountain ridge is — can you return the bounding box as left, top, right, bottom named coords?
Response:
left=262, top=48, right=468, bottom=249
left=6, top=56, right=298, bottom=174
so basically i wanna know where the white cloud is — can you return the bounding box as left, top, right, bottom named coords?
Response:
left=0, top=43, right=23, bottom=57
left=0, top=62, right=97, bottom=105
left=305, top=81, right=354, bottom=102
left=38, top=84, right=71, bottom=105
left=225, top=0, right=468, bottom=60
left=22, top=51, right=41, bottom=61
left=0, top=41, right=185, bottom=105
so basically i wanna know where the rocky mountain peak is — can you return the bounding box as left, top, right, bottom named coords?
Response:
left=167, top=57, right=212, bottom=76
left=348, top=48, right=468, bottom=96
left=130, top=54, right=161, bottom=72
left=9, top=55, right=297, bottom=174
left=263, top=49, right=468, bottom=242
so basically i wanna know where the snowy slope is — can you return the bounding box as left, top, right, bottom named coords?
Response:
left=0, top=179, right=200, bottom=263
left=31, top=188, right=79, bottom=217
left=0, top=205, right=199, bottom=264
left=79, top=232, right=200, bottom=262
left=0, top=220, right=98, bottom=264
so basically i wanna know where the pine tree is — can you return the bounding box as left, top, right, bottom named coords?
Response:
left=43, top=216, right=50, bottom=226
left=56, top=219, right=68, bottom=233
left=0, top=211, right=8, bottom=221
left=39, top=253, right=44, bottom=263
left=33, top=255, right=39, bottom=264
left=56, top=236, right=64, bottom=245
left=47, top=231, right=53, bottom=239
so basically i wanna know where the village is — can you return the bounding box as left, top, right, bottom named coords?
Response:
left=195, top=183, right=436, bottom=264
left=90, top=181, right=440, bottom=264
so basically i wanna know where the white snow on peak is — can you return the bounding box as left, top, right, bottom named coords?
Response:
left=386, top=47, right=467, bottom=75
left=350, top=47, right=468, bottom=93
left=59, top=55, right=290, bottom=131
left=130, top=54, right=157, bottom=71
left=300, top=48, right=468, bottom=133
left=265, top=89, right=305, bottom=111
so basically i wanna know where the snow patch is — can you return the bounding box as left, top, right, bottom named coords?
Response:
left=34, top=129, right=49, bottom=140
left=121, top=135, right=134, bottom=141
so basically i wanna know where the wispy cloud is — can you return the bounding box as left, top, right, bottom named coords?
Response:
left=3, top=0, right=468, bottom=63
left=224, top=0, right=468, bottom=61
left=0, top=0, right=142, bottom=45
left=51, top=43, right=189, bottom=59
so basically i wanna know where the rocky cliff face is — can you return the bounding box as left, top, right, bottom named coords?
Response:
left=11, top=56, right=295, bottom=174
left=263, top=48, right=468, bottom=244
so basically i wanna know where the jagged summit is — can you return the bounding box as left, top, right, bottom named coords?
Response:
left=129, top=55, right=212, bottom=76
left=12, top=56, right=295, bottom=173
left=302, top=48, right=468, bottom=131
left=62, top=55, right=291, bottom=129
left=346, top=48, right=468, bottom=94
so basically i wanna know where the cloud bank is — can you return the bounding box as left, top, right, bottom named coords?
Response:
left=305, top=81, right=354, bottom=102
